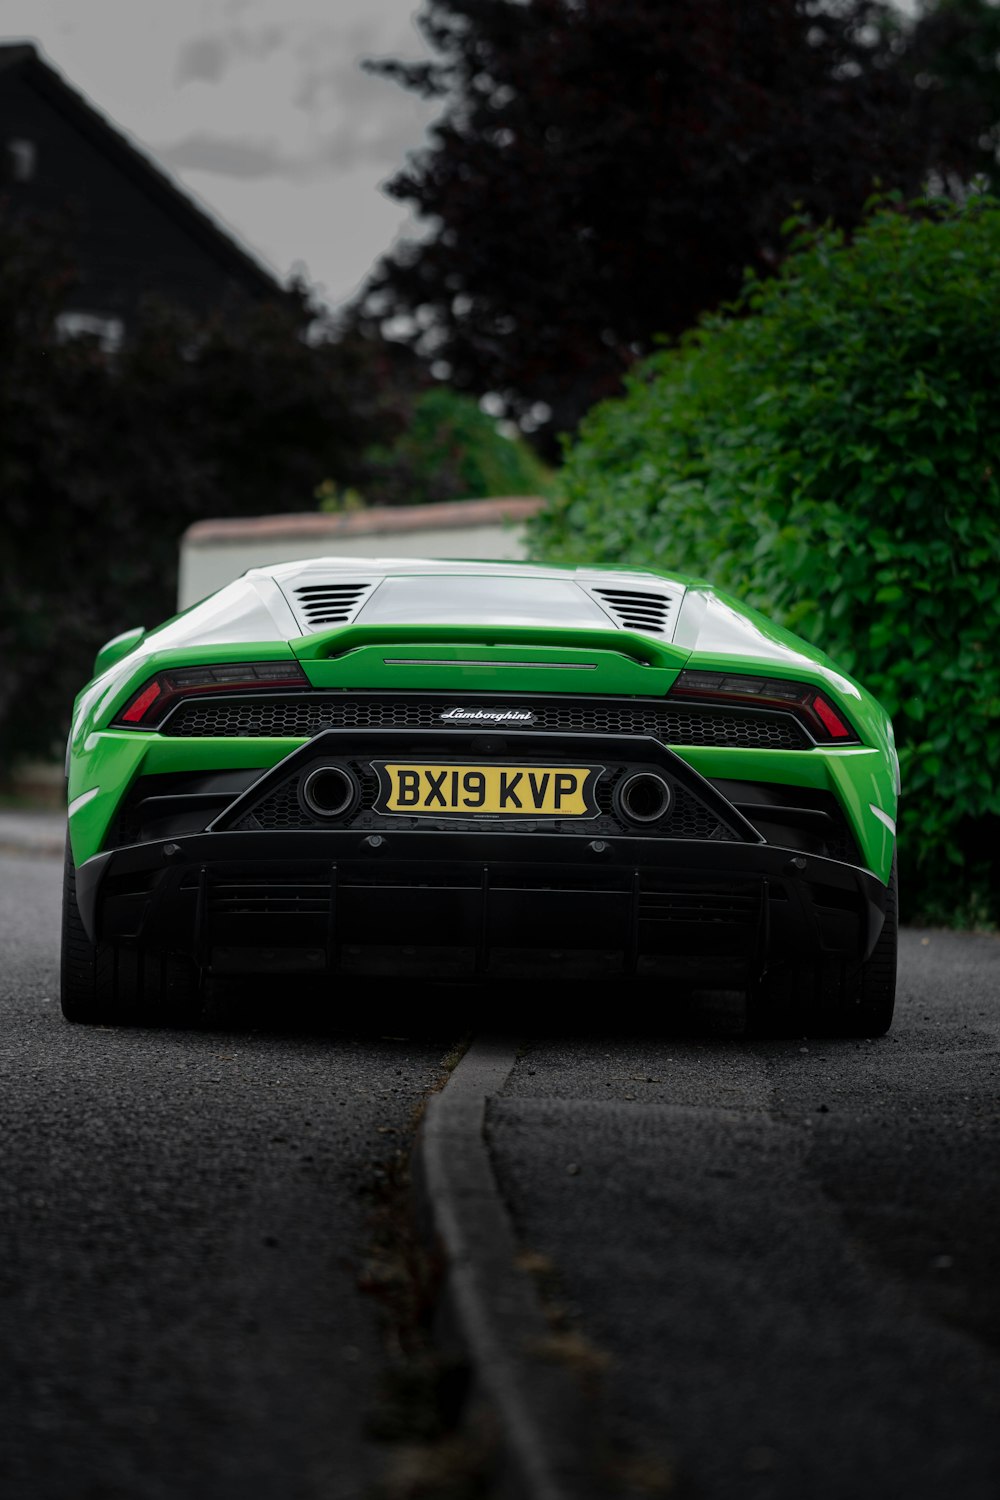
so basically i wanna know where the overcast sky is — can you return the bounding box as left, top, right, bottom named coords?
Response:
left=0, top=0, right=439, bottom=306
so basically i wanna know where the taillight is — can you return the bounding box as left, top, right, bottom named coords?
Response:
left=669, top=670, right=860, bottom=744
left=113, top=661, right=308, bottom=728
left=121, top=680, right=162, bottom=724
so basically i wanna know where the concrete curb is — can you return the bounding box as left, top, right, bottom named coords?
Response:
left=413, top=1036, right=607, bottom=1500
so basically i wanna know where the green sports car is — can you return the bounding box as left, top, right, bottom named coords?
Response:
left=62, top=557, right=899, bottom=1034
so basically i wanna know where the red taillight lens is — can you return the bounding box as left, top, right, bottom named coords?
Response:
left=668, top=670, right=860, bottom=744
left=113, top=661, right=307, bottom=728
left=810, top=693, right=852, bottom=740
left=121, top=680, right=162, bottom=724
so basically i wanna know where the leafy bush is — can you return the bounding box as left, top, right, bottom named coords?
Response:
left=354, top=386, right=551, bottom=507
left=532, top=198, right=1000, bottom=921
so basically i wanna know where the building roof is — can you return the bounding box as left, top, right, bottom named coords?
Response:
left=0, top=40, right=285, bottom=302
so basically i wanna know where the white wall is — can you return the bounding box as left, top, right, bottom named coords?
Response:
left=177, top=498, right=546, bottom=609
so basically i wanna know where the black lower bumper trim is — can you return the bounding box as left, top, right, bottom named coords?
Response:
left=76, top=828, right=888, bottom=985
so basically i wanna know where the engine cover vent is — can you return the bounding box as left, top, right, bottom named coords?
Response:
left=292, top=582, right=375, bottom=629
left=591, top=587, right=673, bottom=635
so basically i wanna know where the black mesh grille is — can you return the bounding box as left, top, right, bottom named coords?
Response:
left=656, top=787, right=733, bottom=841
left=816, top=813, right=858, bottom=865
left=236, top=763, right=379, bottom=832
left=238, top=777, right=311, bottom=831
left=235, top=763, right=736, bottom=841
left=163, top=693, right=807, bottom=749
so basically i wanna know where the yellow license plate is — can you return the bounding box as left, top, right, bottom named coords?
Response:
left=374, top=763, right=601, bottom=817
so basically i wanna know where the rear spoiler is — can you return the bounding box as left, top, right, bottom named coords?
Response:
left=291, top=622, right=690, bottom=672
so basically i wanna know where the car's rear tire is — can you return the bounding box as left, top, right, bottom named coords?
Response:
left=747, top=856, right=898, bottom=1039
left=60, top=840, right=203, bottom=1026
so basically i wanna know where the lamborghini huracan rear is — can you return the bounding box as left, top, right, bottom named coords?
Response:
left=62, top=558, right=899, bottom=1034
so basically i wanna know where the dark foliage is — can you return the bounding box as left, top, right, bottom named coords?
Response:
left=532, top=198, right=1000, bottom=924
left=357, top=386, right=550, bottom=507
left=902, top=0, right=1000, bottom=193
left=355, top=0, right=994, bottom=448
left=0, top=211, right=413, bottom=767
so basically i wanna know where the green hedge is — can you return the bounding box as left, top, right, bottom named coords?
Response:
left=354, top=386, right=551, bottom=507
left=531, top=198, right=1000, bottom=923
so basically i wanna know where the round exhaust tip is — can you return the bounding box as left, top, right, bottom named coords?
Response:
left=301, top=764, right=358, bottom=820
left=617, top=771, right=673, bottom=825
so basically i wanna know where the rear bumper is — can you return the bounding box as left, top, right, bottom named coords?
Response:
left=77, top=828, right=888, bottom=985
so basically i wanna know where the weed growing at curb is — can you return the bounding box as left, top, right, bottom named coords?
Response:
left=513, top=1247, right=680, bottom=1497
left=359, top=1039, right=493, bottom=1500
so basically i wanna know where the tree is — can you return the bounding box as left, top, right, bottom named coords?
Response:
left=0, top=209, right=414, bottom=767
left=355, top=386, right=550, bottom=507
left=531, top=197, right=1000, bottom=921
left=355, top=0, right=942, bottom=448
left=902, top=0, right=1000, bottom=194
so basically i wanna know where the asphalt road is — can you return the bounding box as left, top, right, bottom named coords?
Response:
left=5, top=837, right=999, bottom=1500
left=0, top=852, right=457, bottom=1500
left=489, top=931, right=1000, bottom=1499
